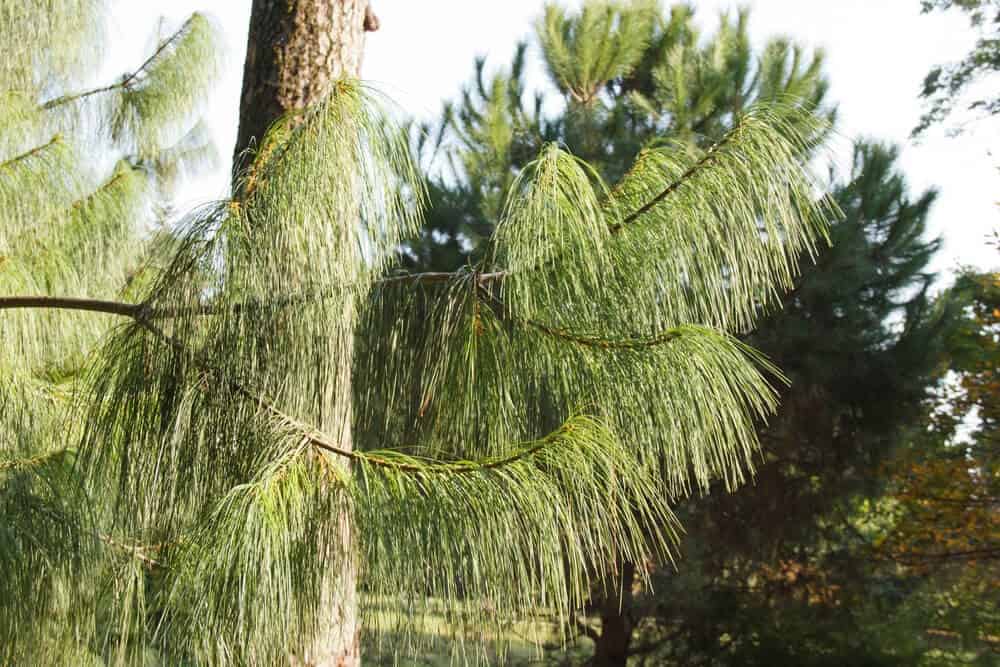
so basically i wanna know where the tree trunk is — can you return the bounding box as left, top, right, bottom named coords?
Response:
left=234, top=0, right=374, bottom=169
left=233, top=2, right=376, bottom=665
left=591, top=561, right=637, bottom=667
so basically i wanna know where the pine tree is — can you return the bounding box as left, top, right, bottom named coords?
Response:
left=230, top=2, right=376, bottom=662
left=413, top=3, right=836, bottom=662
left=3, top=2, right=833, bottom=665
left=409, top=1, right=831, bottom=273
left=0, top=2, right=220, bottom=663
left=638, top=142, right=955, bottom=666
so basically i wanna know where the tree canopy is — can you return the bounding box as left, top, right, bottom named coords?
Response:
left=405, top=3, right=993, bottom=665
left=915, top=0, right=1000, bottom=135
left=409, top=1, right=832, bottom=272
left=0, top=1, right=840, bottom=664
left=0, top=2, right=220, bottom=663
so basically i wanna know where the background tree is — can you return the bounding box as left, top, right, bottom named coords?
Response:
left=409, top=1, right=831, bottom=272
left=914, top=0, right=1000, bottom=136
left=1, top=1, right=833, bottom=665
left=857, top=270, right=1000, bottom=664
left=412, top=3, right=973, bottom=664
left=879, top=270, right=1000, bottom=570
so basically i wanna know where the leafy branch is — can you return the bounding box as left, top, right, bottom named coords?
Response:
left=41, top=16, right=193, bottom=111
left=0, top=134, right=61, bottom=170
left=133, top=315, right=586, bottom=477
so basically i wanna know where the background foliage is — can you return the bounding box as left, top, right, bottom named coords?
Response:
left=407, top=1, right=999, bottom=665
left=1, top=0, right=839, bottom=664
left=2, top=1, right=997, bottom=665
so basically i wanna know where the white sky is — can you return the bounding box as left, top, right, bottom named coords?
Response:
left=106, top=0, right=998, bottom=281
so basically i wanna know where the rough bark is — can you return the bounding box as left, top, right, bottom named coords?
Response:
left=591, top=561, right=637, bottom=667
left=232, top=2, right=376, bottom=665
left=234, top=0, right=374, bottom=170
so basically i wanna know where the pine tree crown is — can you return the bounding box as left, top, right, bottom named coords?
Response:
left=2, top=1, right=837, bottom=663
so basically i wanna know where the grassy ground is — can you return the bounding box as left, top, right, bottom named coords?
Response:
left=362, top=600, right=592, bottom=665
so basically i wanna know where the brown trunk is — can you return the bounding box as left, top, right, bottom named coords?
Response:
left=234, top=0, right=374, bottom=170
left=592, top=561, right=637, bottom=667
left=232, top=2, right=377, bottom=666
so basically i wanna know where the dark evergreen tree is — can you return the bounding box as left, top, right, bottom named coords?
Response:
left=412, top=4, right=958, bottom=664
left=633, top=141, right=955, bottom=666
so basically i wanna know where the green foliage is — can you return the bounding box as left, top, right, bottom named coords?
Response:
left=0, top=1, right=221, bottom=663
left=0, top=417, right=92, bottom=666
left=411, top=4, right=979, bottom=663
left=62, top=76, right=825, bottom=660
left=537, top=0, right=658, bottom=105
left=3, top=161, right=150, bottom=371
left=622, top=141, right=961, bottom=666
left=754, top=141, right=945, bottom=393
left=863, top=270, right=999, bottom=663
left=3, top=2, right=837, bottom=664
left=915, top=0, right=1000, bottom=136
left=357, top=416, right=675, bottom=642
left=110, top=13, right=222, bottom=157
left=0, top=0, right=104, bottom=91
left=412, top=1, right=833, bottom=271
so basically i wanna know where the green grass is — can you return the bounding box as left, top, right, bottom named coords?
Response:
left=363, top=600, right=593, bottom=665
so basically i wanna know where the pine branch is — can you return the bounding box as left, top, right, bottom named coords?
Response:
left=41, top=18, right=190, bottom=111
left=98, top=533, right=162, bottom=568
left=0, top=278, right=686, bottom=355
left=0, top=271, right=505, bottom=323
left=0, top=448, right=70, bottom=473
left=608, top=127, right=736, bottom=233
left=0, top=295, right=142, bottom=318
left=134, top=316, right=573, bottom=477
left=379, top=270, right=506, bottom=286
left=0, top=133, right=60, bottom=170
left=71, top=169, right=128, bottom=210
left=345, top=434, right=554, bottom=474
left=478, top=287, right=686, bottom=350
left=524, top=318, right=684, bottom=349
